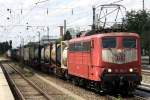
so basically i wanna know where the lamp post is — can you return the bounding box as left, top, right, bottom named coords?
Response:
left=143, top=0, right=145, bottom=11
left=47, top=26, right=49, bottom=42
left=37, top=31, right=41, bottom=64
left=18, top=32, right=24, bottom=63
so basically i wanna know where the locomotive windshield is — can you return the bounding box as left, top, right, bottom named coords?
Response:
left=102, top=37, right=116, bottom=48
left=123, top=38, right=136, bottom=48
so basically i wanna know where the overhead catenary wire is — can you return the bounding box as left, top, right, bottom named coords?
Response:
left=35, top=0, right=50, bottom=5
left=0, top=0, right=48, bottom=43
left=4, top=1, right=102, bottom=32
left=6, top=0, right=50, bottom=33
left=7, top=0, right=98, bottom=32
left=3, top=0, right=127, bottom=40
left=110, top=0, right=124, bottom=4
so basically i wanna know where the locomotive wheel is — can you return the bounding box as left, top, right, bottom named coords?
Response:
left=121, top=88, right=133, bottom=96
left=72, top=78, right=79, bottom=86
left=48, top=67, right=53, bottom=74
left=86, top=82, right=91, bottom=90
left=41, top=66, right=44, bottom=72
left=78, top=79, right=84, bottom=87
left=53, top=67, right=57, bottom=75
left=41, top=65, right=48, bottom=73
left=64, top=71, right=70, bottom=80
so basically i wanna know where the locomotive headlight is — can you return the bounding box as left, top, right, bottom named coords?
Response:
left=108, top=68, right=112, bottom=73
left=117, top=49, right=122, bottom=53
left=129, top=68, right=133, bottom=72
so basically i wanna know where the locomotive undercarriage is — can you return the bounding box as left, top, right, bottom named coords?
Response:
left=101, top=73, right=141, bottom=94
left=65, top=72, right=141, bottom=95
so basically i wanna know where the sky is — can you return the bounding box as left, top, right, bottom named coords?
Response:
left=0, top=0, right=149, bottom=48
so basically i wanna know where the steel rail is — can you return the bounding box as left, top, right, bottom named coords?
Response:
left=6, top=63, right=53, bottom=100
left=135, top=86, right=150, bottom=100
left=0, top=63, right=25, bottom=100
left=142, top=70, right=150, bottom=75
left=133, top=95, right=147, bottom=100
left=106, top=95, right=118, bottom=100
left=106, top=94, right=147, bottom=100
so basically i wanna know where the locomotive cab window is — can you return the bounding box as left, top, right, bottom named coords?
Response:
left=123, top=38, right=136, bottom=48
left=102, top=37, right=116, bottom=48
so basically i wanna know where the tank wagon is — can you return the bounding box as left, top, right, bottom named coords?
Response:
left=20, top=44, right=41, bottom=66
left=9, top=32, right=142, bottom=94
left=6, top=50, right=11, bottom=58
left=6, top=49, right=19, bottom=60
left=40, top=41, right=68, bottom=76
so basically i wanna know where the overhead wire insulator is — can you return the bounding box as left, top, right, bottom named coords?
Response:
left=72, top=9, right=74, bottom=15
left=47, top=8, right=48, bottom=15
left=21, top=9, right=23, bottom=15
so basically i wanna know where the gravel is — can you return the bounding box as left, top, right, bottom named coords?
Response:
left=10, top=62, right=150, bottom=100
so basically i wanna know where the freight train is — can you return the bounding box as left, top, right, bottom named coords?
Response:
left=7, top=32, right=142, bottom=94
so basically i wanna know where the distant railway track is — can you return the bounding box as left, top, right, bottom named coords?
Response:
left=1, top=63, right=52, bottom=100
left=133, top=95, right=147, bottom=100
left=106, top=94, right=147, bottom=100
left=135, top=87, right=150, bottom=100
left=106, top=91, right=148, bottom=100
left=142, top=69, right=150, bottom=75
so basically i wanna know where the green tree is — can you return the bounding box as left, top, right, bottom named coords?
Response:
left=64, top=30, right=72, bottom=40
left=123, top=10, right=150, bottom=63
left=141, top=19, right=150, bottom=63
left=9, top=40, right=12, bottom=49
left=0, top=40, right=12, bottom=55
left=124, top=10, right=150, bottom=35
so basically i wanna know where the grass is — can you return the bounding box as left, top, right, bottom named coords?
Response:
left=116, top=95, right=123, bottom=100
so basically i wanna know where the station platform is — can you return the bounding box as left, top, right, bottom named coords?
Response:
left=0, top=61, right=14, bottom=100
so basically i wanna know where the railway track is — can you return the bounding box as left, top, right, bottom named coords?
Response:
left=2, top=61, right=149, bottom=100
left=106, top=94, right=147, bottom=100
left=6, top=62, right=117, bottom=100
left=1, top=63, right=52, bottom=100
left=142, top=69, right=150, bottom=75
left=134, top=88, right=150, bottom=100
left=133, top=95, right=147, bottom=100
left=2, top=62, right=85, bottom=100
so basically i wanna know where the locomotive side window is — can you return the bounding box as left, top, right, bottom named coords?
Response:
left=82, top=42, right=91, bottom=51
left=69, top=43, right=75, bottom=51
left=69, top=41, right=91, bottom=52
left=75, top=43, right=82, bottom=51
left=69, top=43, right=82, bottom=51
left=102, top=37, right=116, bottom=48
left=123, top=38, right=136, bottom=48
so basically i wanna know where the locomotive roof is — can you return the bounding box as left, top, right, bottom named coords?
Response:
left=69, top=32, right=140, bottom=43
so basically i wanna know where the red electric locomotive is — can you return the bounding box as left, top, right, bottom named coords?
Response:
left=68, top=32, right=142, bottom=93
